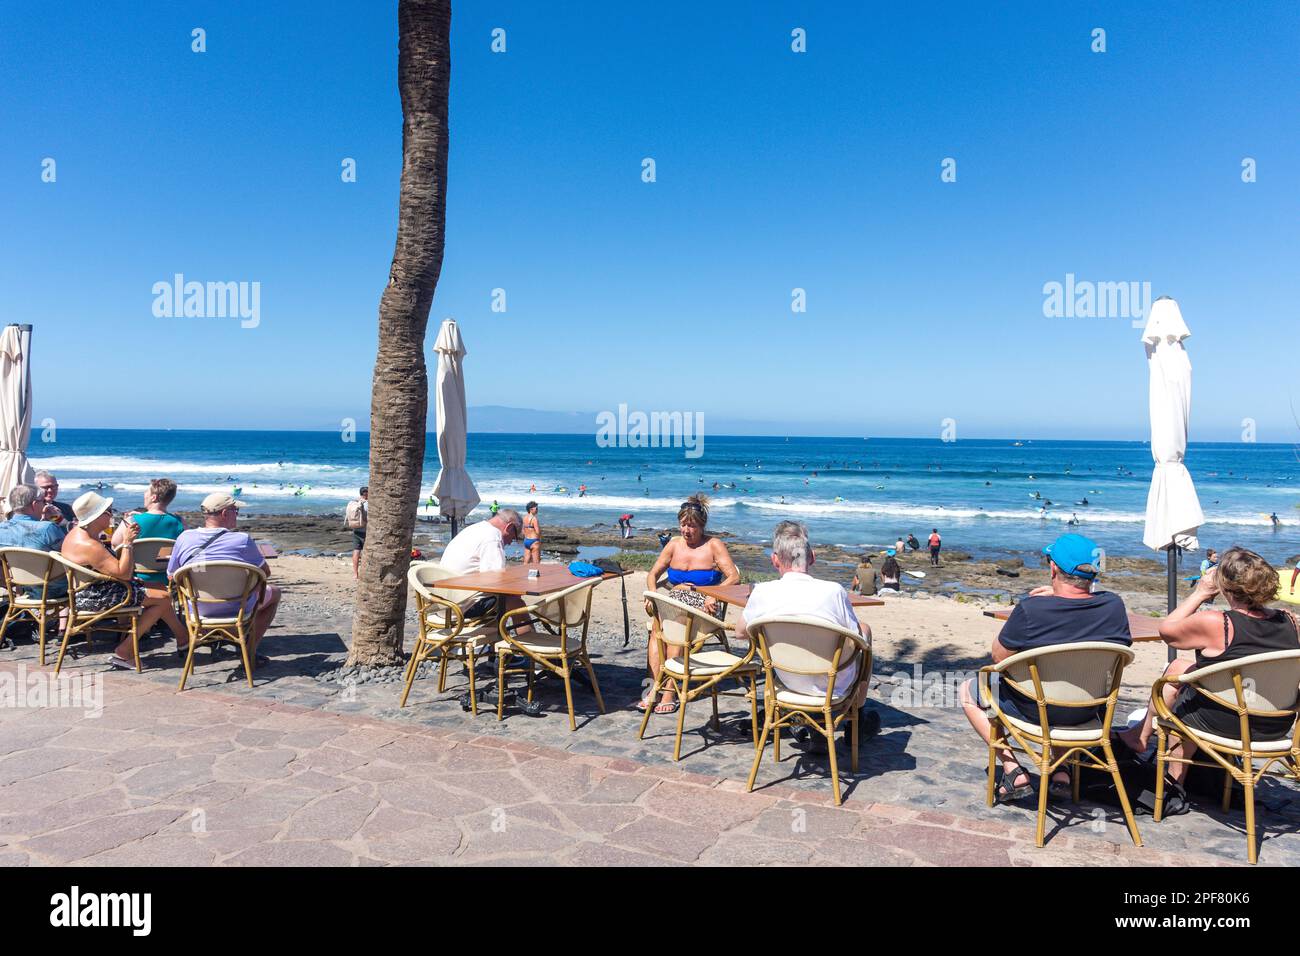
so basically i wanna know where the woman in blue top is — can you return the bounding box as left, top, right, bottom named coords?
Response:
left=639, top=494, right=740, bottom=714
left=111, top=478, right=185, bottom=586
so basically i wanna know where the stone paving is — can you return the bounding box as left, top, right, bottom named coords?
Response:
left=1, top=598, right=1298, bottom=866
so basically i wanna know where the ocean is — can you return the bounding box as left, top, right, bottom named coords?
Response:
left=30, top=430, right=1300, bottom=564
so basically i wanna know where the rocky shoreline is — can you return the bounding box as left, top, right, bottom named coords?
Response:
left=216, top=511, right=1259, bottom=616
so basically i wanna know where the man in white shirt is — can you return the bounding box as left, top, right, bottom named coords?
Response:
left=439, top=510, right=532, bottom=631
left=735, top=521, right=878, bottom=746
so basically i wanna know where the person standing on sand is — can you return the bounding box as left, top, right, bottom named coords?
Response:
left=346, top=487, right=369, bottom=579
left=522, top=501, right=541, bottom=565
left=928, top=528, right=941, bottom=566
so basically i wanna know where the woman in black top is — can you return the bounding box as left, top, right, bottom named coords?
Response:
left=1119, top=548, right=1300, bottom=783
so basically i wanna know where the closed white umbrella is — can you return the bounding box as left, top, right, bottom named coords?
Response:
left=430, top=318, right=479, bottom=534
left=1141, top=297, right=1203, bottom=660
left=1142, top=297, right=1203, bottom=552
left=0, top=324, right=35, bottom=502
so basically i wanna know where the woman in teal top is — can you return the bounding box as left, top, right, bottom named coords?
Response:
left=111, top=479, right=185, bottom=585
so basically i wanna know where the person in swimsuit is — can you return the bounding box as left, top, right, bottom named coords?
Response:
left=1119, top=548, right=1300, bottom=788
left=59, top=492, right=188, bottom=669
left=639, top=494, right=739, bottom=714
left=522, top=501, right=541, bottom=565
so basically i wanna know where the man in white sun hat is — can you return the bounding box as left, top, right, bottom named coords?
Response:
left=167, top=493, right=280, bottom=668
left=59, top=490, right=187, bottom=669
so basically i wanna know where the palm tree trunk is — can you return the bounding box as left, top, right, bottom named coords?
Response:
left=348, top=0, right=451, bottom=666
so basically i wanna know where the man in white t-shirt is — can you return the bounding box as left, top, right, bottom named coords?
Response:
left=735, top=521, right=877, bottom=745
left=439, top=510, right=531, bottom=630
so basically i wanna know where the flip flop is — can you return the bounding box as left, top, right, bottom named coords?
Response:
left=107, top=656, right=135, bottom=671
left=652, top=699, right=679, bottom=715
left=635, top=687, right=657, bottom=712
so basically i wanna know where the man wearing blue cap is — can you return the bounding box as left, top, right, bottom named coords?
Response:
left=960, top=533, right=1132, bottom=802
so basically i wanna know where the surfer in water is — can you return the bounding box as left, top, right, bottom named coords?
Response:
left=1270, top=512, right=1281, bottom=529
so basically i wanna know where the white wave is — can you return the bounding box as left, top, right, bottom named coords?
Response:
left=106, top=481, right=359, bottom=501
left=34, top=455, right=353, bottom=476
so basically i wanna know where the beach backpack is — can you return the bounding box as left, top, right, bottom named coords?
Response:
left=345, top=499, right=367, bottom=530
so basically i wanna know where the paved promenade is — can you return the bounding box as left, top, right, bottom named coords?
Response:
left=1, top=590, right=1296, bottom=865
left=0, top=661, right=1222, bottom=867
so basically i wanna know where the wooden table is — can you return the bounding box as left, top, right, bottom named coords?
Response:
left=982, top=607, right=1164, bottom=642
left=436, top=562, right=633, bottom=644
left=155, top=542, right=279, bottom=562
left=697, top=582, right=885, bottom=609
left=435, top=563, right=628, bottom=598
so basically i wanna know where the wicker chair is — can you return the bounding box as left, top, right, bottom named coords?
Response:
left=50, top=554, right=145, bottom=674
left=496, top=578, right=605, bottom=730
left=979, top=641, right=1140, bottom=848
left=744, top=613, right=869, bottom=805
left=0, top=547, right=66, bottom=665
left=640, top=591, right=760, bottom=762
left=1151, top=649, right=1300, bottom=864
left=172, top=560, right=267, bottom=690
left=400, top=561, right=499, bottom=712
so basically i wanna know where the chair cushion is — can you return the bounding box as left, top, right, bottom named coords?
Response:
left=773, top=687, right=852, bottom=708
left=425, top=624, right=497, bottom=648
left=663, top=650, right=759, bottom=677
left=1001, top=712, right=1106, bottom=742
left=1155, top=717, right=1296, bottom=754
left=497, top=633, right=582, bottom=656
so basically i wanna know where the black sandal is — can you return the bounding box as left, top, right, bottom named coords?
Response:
left=995, top=762, right=1033, bottom=803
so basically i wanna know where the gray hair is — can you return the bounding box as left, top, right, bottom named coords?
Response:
left=8, top=484, right=38, bottom=512
left=496, top=508, right=523, bottom=532
left=34, top=470, right=55, bottom=483
left=771, top=520, right=812, bottom=571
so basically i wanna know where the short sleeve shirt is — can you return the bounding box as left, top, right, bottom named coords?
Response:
left=742, top=572, right=863, bottom=698
left=438, top=521, right=505, bottom=575
left=996, top=591, right=1132, bottom=653
left=0, top=514, right=66, bottom=552
left=167, top=527, right=266, bottom=615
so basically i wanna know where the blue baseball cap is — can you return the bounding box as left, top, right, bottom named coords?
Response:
left=1042, top=533, right=1101, bottom=578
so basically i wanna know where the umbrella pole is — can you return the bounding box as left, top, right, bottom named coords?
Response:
left=450, top=517, right=459, bottom=538
left=1166, top=545, right=1178, bottom=663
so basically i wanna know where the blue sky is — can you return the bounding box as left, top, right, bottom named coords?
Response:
left=4, top=1, right=1299, bottom=441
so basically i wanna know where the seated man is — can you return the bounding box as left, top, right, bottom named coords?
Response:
left=166, top=493, right=280, bottom=664
left=438, top=509, right=532, bottom=632
left=960, top=532, right=1132, bottom=802
left=0, top=483, right=69, bottom=599
left=736, top=520, right=877, bottom=746
left=34, top=470, right=76, bottom=525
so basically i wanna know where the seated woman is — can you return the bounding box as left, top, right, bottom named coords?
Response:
left=1118, top=548, right=1300, bottom=790
left=640, top=494, right=739, bottom=714
left=61, top=492, right=188, bottom=670
left=112, top=478, right=185, bottom=589
left=879, top=554, right=902, bottom=592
